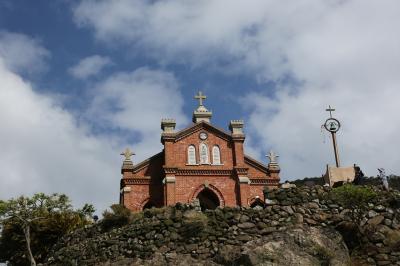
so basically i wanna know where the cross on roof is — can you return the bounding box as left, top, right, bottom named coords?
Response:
left=194, top=91, right=207, bottom=106
left=266, top=150, right=279, bottom=163
left=326, top=105, right=335, bottom=118
left=121, top=147, right=135, bottom=160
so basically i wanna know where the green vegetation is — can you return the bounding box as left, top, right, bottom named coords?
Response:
left=101, top=204, right=133, bottom=231
left=331, top=184, right=378, bottom=250
left=0, top=193, right=94, bottom=266
left=332, top=184, right=377, bottom=226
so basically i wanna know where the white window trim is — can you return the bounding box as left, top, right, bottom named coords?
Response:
left=187, top=145, right=197, bottom=165
left=212, top=145, right=222, bottom=165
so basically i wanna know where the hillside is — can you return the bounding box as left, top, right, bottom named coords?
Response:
left=44, top=185, right=400, bottom=266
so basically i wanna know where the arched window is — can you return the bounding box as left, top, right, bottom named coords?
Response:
left=187, top=145, right=196, bottom=165
left=199, top=143, right=209, bottom=164
left=212, top=146, right=221, bottom=165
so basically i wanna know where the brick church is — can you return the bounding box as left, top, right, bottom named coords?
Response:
left=120, top=92, right=280, bottom=211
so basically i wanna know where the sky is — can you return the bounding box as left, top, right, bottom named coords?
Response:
left=1, top=0, right=400, bottom=212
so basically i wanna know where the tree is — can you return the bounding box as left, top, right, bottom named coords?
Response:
left=0, top=193, right=95, bottom=266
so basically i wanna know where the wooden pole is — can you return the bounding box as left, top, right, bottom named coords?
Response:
left=331, top=132, right=340, bottom=167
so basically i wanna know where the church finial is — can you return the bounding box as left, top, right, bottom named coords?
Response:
left=193, top=90, right=212, bottom=123
left=266, top=150, right=279, bottom=164
left=266, top=150, right=280, bottom=172
left=121, top=147, right=134, bottom=173
left=121, top=147, right=135, bottom=160
left=194, top=91, right=207, bottom=106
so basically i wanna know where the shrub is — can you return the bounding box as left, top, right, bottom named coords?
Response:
left=332, top=185, right=377, bottom=225
left=332, top=184, right=377, bottom=225
left=101, top=204, right=132, bottom=231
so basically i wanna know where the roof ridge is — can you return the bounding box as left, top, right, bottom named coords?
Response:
left=132, top=151, right=164, bottom=172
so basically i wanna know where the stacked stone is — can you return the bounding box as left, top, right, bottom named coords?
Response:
left=44, top=186, right=400, bottom=266
left=267, top=185, right=400, bottom=265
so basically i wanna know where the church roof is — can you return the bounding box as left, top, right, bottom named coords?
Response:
left=244, top=155, right=269, bottom=174
left=132, top=151, right=164, bottom=173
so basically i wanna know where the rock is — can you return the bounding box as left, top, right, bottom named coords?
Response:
left=368, top=215, right=385, bottom=226
left=374, top=205, right=386, bottom=212
left=237, top=222, right=256, bottom=229
left=237, top=227, right=349, bottom=266
left=281, top=183, right=296, bottom=189
left=185, top=244, right=198, bottom=251
left=214, top=245, right=241, bottom=264
left=305, top=218, right=318, bottom=225
left=384, top=219, right=392, bottom=226
left=314, top=212, right=331, bottom=222
left=370, top=232, right=386, bottom=242
left=383, top=228, right=400, bottom=247
left=270, top=220, right=279, bottom=226
left=377, top=261, right=392, bottom=265
left=239, top=214, right=250, bottom=223
left=296, top=207, right=306, bottom=214
left=368, top=210, right=379, bottom=218
left=256, top=222, right=267, bottom=229
left=375, top=254, right=389, bottom=260
left=307, top=202, right=319, bottom=209
left=295, top=213, right=304, bottom=224
left=282, top=206, right=294, bottom=215
left=236, top=234, right=252, bottom=242
left=260, top=227, right=277, bottom=235
left=392, top=219, right=400, bottom=230
left=264, top=199, right=276, bottom=205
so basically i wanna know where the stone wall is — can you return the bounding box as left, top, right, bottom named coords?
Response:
left=44, top=185, right=400, bottom=266
left=266, top=185, right=400, bottom=265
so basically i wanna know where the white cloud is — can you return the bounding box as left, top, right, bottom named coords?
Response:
left=0, top=36, right=187, bottom=211
left=87, top=67, right=188, bottom=161
left=74, top=0, right=400, bottom=179
left=69, top=55, right=112, bottom=79
left=0, top=31, right=50, bottom=75
left=0, top=57, right=118, bottom=211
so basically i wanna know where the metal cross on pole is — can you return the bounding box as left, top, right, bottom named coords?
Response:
left=326, top=105, right=335, bottom=118
left=194, top=91, right=207, bottom=106
left=323, top=106, right=341, bottom=167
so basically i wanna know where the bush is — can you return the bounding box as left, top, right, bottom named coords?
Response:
left=101, top=204, right=132, bottom=231
left=332, top=185, right=377, bottom=224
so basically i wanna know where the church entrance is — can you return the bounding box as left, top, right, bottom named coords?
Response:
left=196, top=188, right=220, bottom=211
left=250, top=198, right=265, bottom=209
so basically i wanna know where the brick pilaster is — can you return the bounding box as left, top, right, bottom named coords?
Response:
left=164, top=176, right=176, bottom=206
left=235, top=167, right=250, bottom=206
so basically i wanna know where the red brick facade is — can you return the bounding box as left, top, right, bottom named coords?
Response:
left=120, top=119, right=280, bottom=212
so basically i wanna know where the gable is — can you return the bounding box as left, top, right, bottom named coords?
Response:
left=175, top=122, right=232, bottom=142
left=165, top=122, right=234, bottom=168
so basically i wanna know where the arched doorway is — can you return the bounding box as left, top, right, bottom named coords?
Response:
left=250, top=198, right=265, bottom=209
left=197, top=188, right=220, bottom=211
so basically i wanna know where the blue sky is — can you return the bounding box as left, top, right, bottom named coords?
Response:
left=1, top=0, right=400, bottom=212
